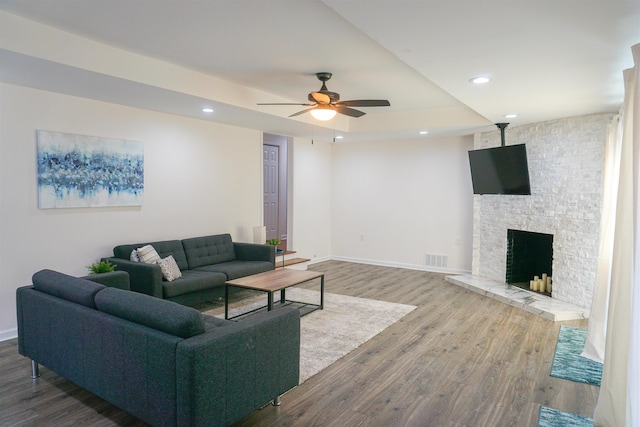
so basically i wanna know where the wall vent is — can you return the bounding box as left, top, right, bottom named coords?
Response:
left=425, top=253, right=448, bottom=268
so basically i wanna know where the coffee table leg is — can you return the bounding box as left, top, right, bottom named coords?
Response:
left=281, top=289, right=286, bottom=304
left=320, top=275, right=324, bottom=309
left=268, top=292, right=273, bottom=310
left=224, top=285, right=229, bottom=319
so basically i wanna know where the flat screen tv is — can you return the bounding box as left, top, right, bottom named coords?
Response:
left=468, top=144, right=531, bottom=195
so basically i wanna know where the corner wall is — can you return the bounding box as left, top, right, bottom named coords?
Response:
left=330, top=136, right=474, bottom=273
left=472, top=113, right=614, bottom=308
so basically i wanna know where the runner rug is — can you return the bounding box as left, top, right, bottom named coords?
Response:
left=550, top=325, right=603, bottom=386
left=537, top=406, right=594, bottom=427
left=205, top=288, right=416, bottom=384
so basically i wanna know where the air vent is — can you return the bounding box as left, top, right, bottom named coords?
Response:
left=425, top=253, right=448, bottom=268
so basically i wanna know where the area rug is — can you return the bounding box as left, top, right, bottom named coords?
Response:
left=207, top=288, right=416, bottom=383
left=550, top=325, right=603, bottom=386
left=537, top=406, right=593, bottom=427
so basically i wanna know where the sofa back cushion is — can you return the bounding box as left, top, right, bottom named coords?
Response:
left=113, top=239, right=189, bottom=271
left=32, top=269, right=105, bottom=308
left=94, top=287, right=206, bottom=338
left=182, top=234, right=236, bottom=269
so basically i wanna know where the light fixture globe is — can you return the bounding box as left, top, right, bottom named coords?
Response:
left=310, top=106, right=337, bottom=121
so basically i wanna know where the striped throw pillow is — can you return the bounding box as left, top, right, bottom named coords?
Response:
left=137, top=245, right=161, bottom=264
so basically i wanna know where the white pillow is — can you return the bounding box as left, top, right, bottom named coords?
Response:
left=157, top=255, right=182, bottom=282
left=137, top=245, right=161, bottom=264
left=130, top=249, right=140, bottom=262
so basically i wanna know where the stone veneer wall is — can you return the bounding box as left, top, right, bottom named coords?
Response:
left=472, top=113, right=615, bottom=308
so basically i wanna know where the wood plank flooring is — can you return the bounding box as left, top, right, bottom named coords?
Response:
left=0, top=261, right=598, bottom=426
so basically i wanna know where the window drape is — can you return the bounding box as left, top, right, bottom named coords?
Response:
left=593, top=42, right=639, bottom=427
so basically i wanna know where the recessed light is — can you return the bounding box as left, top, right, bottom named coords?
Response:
left=470, top=76, right=491, bottom=84
left=202, top=108, right=214, bottom=113
left=505, top=114, right=518, bottom=118
left=334, top=135, right=344, bottom=139
left=419, top=131, right=428, bottom=135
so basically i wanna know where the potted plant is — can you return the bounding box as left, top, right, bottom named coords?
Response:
left=267, top=238, right=282, bottom=254
left=86, top=259, right=116, bottom=275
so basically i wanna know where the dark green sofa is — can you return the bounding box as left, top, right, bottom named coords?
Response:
left=16, top=269, right=300, bottom=427
left=103, top=233, right=275, bottom=306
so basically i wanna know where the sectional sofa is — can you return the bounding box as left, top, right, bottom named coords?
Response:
left=16, top=269, right=300, bottom=427
left=103, top=233, right=275, bottom=306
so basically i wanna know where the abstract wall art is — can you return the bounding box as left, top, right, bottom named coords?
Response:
left=37, top=130, right=144, bottom=209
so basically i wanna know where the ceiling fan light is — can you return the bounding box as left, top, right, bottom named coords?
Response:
left=310, top=107, right=337, bottom=121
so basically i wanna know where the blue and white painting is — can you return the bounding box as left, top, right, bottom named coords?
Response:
left=37, top=130, right=144, bottom=208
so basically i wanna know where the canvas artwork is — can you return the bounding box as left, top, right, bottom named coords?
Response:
left=37, top=130, right=144, bottom=208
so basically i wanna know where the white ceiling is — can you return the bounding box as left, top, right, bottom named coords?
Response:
left=1, top=0, right=638, bottom=142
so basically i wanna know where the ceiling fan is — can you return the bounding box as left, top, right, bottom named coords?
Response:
left=258, top=72, right=390, bottom=121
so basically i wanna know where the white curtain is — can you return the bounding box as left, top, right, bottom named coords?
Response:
left=594, top=43, right=640, bottom=427
left=582, top=114, right=621, bottom=363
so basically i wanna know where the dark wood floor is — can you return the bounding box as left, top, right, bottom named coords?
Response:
left=0, top=261, right=598, bottom=426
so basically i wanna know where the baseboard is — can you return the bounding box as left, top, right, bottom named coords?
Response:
left=306, top=256, right=332, bottom=266
left=330, top=256, right=471, bottom=275
left=0, top=328, right=17, bottom=342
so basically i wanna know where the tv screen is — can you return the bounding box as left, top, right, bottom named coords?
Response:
left=468, top=144, right=531, bottom=195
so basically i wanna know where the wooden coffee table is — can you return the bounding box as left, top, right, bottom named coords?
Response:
left=224, top=269, right=324, bottom=320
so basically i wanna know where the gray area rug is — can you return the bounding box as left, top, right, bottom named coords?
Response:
left=208, top=288, right=416, bottom=384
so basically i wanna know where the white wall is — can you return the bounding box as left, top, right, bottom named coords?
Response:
left=330, top=136, right=474, bottom=273
left=0, top=82, right=267, bottom=338
left=291, top=138, right=333, bottom=262
left=0, top=83, right=475, bottom=339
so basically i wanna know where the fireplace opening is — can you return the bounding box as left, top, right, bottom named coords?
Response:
left=506, top=229, right=553, bottom=296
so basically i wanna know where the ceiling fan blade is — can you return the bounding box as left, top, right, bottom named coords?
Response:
left=310, top=92, right=331, bottom=105
left=337, top=99, right=390, bottom=107
left=335, top=106, right=366, bottom=118
left=257, top=102, right=315, bottom=106
left=288, top=107, right=317, bottom=118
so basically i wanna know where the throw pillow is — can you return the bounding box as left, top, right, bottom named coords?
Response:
left=130, top=249, right=140, bottom=262
left=137, top=244, right=160, bottom=264
left=157, top=255, right=182, bottom=281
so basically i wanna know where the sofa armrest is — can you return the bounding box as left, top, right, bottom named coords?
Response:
left=176, top=307, right=300, bottom=426
left=101, top=258, right=163, bottom=298
left=81, top=271, right=131, bottom=290
left=233, top=242, right=275, bottom=265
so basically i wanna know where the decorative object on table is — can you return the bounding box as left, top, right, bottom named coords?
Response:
left=550, top=325, right=603, bottom=386
left=86, top=259, right=116, bottom=275
left=36, top=130, right=144, bottom=209
left=267, top=238, right=281, bottom=246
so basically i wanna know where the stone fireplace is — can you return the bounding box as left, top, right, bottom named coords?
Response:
left=468, top=113, right=615, bottom=311
left=505, top=229, right=553, bottom=295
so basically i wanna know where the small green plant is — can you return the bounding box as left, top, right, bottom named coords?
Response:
left=266, top=238, right=281, bottom=246
left=86, top=260, right=116, bottom=275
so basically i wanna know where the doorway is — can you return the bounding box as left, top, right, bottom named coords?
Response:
left=263, top=133, right=288, bottom=251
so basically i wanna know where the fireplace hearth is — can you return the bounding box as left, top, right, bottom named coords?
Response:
left=506, top=229, right=553, bottom=296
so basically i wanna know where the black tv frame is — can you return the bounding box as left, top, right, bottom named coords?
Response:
left=468, top=143, right=531, bottom=195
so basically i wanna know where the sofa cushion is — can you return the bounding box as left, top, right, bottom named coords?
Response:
left=94, top=287, right=205, bottom=338
left=158, top=255, right=182, bottom=281
left=182, top=234, right=236, bottom=269
left=193, top=260, right=274, bottom=280
left=162, top=270, right=227, bottom=298
left=137, top=244, right=161, bottom=264
left=32, top=269, right=105, bottom=308
left=113, top=240, right=189, bottom=271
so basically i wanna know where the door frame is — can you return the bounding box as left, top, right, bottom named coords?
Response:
left=263, top=133, right=288, bottom=250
